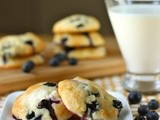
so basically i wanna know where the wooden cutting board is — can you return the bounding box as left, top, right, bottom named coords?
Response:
left=0, top=35, right=126, bottom=95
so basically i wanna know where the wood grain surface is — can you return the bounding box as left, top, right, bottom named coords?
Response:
left=0, top=35, right=126, bottom=95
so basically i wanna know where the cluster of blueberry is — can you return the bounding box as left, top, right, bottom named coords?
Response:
left=128, top=91, right=159, bottom=120
left=21, top=53, right=78, bottom=73
left=49, top=53, right=78, bottom=67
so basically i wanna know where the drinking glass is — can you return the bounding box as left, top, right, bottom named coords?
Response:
left=104, top=0, right=160, bottom=93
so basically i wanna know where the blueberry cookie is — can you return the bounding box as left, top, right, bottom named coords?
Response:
left=12, top=82, right=73, bottom=120
left=0, top=32, right=45, bottom=58
left=67, top=47, right=106, bottom=59
left=53, top=45, right=107, bottom=60
left=54, top=46, right=106, bottom=60
left=53, top=14, right=100, bottom=33
left=53, top=32, right=105, bottom=47
left=58, top=77, right=122, bottom=120
left=19, top=32, right=45, bottom=55
left=0, top=54, right=44, bottom=68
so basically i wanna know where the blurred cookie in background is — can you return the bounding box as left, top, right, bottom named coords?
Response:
left=52, top=14, right=107, bottom=63
left=0, top=32, right=45, bottom=68
left=12, top=82, right=73, bottom=120
left=53, top=14, right=100, bottom=33
left=0, top=54, right=44, bottom=68
left=53, top=32, right=105, bottom=47
left=53, top=46, right=106, bottom=60
left=0, top=32, right=45, bottom=58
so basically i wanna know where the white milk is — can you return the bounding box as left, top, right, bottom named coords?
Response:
left=108, top=5, right=160, bottom=74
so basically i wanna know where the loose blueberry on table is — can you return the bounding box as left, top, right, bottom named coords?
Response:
left=22, top=61, right=35, bottom=73
left=146, top=111, right=159, bottom=120
left=55, top=53, right=66, bottom=61
left=138, top=105, right=150, bottom=116
left=49, top=57, right=60, bottom=66
left=134, top=116, right=146, bottom=120
left=148, top=99, right=159, bottom=110
left=128, top=91, right=142, bottom=104
left=68, top=58, right=78, bottom=65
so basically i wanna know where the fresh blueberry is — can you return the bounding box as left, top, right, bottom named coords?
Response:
left=146, top=111, right=159, bottom=120
left=148, top=99, right=159, bottom=110
left=49, top=57, right=60, bottom=66
left=55, top=53, right=66, bottom=61
left=138, top=105, right=149, bottom=116
left=68, top=58, right=78, bottom=65
left=128, top=91, right=142, bottom=104
left=22, top=61, right=35, bottom=73
left=26, top=111, right=35, bottom=119
left=134, top=116, right=146, bottom=120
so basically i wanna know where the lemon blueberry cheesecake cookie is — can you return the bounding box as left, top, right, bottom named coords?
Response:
left=12, top=82, right=72, bottom=120
left=12, top=77, right=123, bottom=120
left=58, top=77, right=122, bottom=120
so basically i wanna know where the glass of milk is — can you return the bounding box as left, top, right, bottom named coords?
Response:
left=105, top=0, right=160, bottom=93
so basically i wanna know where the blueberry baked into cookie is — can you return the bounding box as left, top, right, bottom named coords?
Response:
left=58, top=77, right=122, bottom=120
left=12, top=77, right=123, bottom=120
left=12, top=82, right=73, bottom=120
left=0, top=32, right=45, bottom=68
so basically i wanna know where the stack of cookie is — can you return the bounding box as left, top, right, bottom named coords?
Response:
left=52, top=14, right=106, bottom=60
left=0, top=32, right=45, bottom=68
left=12, top=77, right=122, bottom=120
